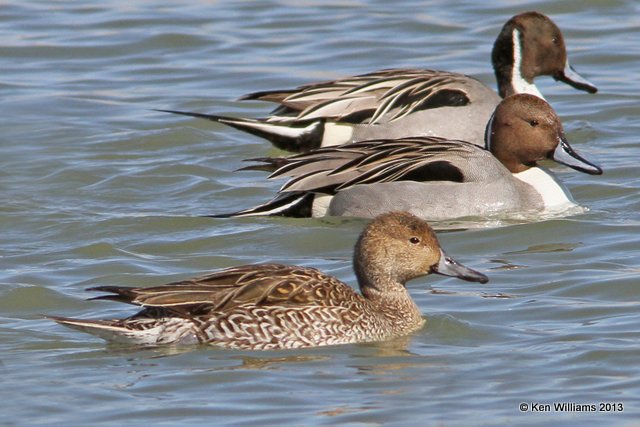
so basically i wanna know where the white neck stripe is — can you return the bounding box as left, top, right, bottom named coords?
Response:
left=511, top=29, right=545, bottom=99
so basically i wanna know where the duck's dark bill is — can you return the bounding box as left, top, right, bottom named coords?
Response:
left=555, top=62, right=598, bottom=94
left=552, top=137, right=603, bottom=175
left=433, top=251, right=489, bottom=284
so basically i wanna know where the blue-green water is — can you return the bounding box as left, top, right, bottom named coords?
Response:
left=2, top=1, right=640, bottom=425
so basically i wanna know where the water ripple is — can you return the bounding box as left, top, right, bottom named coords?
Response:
left=2, top=0, right=640, bottom=424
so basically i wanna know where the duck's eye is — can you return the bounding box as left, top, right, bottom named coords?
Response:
left=529, top=119, right=539, bottom=127
left=409, top=237, right=420, bottom=244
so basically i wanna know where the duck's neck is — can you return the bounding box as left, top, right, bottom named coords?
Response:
left=494, top=29, right=545, bottom=99
left=353, top=237, right=423, bottom=329
left=363, top=282, right=423, bottom=328
left=356, top=267, right=422, bottom=326
left=360, top=279, right=410, bottom=304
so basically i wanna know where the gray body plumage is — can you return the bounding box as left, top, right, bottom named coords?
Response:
left=225, top=95, right=601, bottom=220
left=347, top=77, right=501, bottom=147
left=328, top=179, right=544, bottom=220
left=158, top=12, right=596, bottom=152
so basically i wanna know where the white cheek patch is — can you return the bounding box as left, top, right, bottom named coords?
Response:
left=511, top=29, right=545, bottom=99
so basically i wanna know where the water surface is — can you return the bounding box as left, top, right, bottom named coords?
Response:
left=2, top=0, right=640, bottom=425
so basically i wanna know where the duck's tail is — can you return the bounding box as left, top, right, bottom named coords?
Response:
left=209, top=192, right=314, bottom=218
left=155, top=109, right=324, bottom=152
left=48, top=315, right=199, bottom=345
left=47, top=315, right=146, bottom=343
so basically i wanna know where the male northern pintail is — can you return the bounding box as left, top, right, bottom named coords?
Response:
left=219, top=94, right=602, bottom=220
left=159, top=11, right=597, bottom=151
left=50, top=212, right=488, bottom=349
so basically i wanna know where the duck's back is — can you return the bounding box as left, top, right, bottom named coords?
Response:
left=344, top=77, right=500, bottom=147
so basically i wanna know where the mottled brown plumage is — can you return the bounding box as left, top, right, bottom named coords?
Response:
left=50, top=212, right=487, bottom=349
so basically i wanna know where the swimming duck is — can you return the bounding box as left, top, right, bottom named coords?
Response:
left=50, top=212, right=488, bottom=349
left=220, top=94, right=602, bottom=220
left=158, top=11, right=597, bottom=151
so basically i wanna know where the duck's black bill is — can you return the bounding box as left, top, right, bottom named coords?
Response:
left=555, top=62, right=598, bottom=94
left=433, top=251, right=489, bottom=284
left=552, top=137, right=603, bottom=175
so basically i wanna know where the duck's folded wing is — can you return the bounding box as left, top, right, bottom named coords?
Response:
left=242, top=68, right=471, bottom=124
left=246, top=138, right=487, bottom=194
left=88, top=264, right=354, bottom=314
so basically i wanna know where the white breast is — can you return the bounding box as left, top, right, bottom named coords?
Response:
left=513, top=167, right=576, bottom=209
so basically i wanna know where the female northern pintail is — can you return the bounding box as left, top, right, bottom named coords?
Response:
left=159, top=11, right=597, bottom=151
left=50, top=212, right=488, bottom=349
left=220, top=94, right=602, bottom=220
